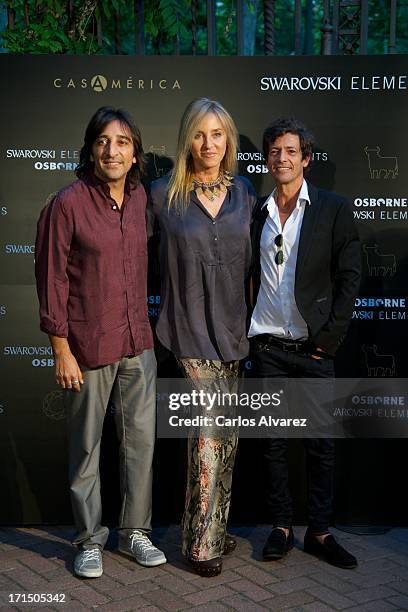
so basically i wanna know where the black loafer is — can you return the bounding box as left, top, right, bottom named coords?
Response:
left=223, top=534, right=237, bottom=555
left=188, top=557, right=222, bottom=577
left=263, top=527, right=294, bottom=560
left=304, top=531, right=358, bottom=569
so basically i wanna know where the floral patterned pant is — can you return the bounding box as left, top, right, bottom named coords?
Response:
left=177, top=358, right=239, bottom=561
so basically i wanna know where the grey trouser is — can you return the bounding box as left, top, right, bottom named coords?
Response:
left=64, top=349, right=157, bottom=549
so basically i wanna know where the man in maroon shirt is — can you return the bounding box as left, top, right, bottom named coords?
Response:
left=35, top=107, right=166, bottom=578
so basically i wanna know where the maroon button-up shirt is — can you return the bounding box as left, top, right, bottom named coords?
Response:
left=35, top=173, right=153, bottom=368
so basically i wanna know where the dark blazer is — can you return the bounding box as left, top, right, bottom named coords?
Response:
left=251, top=182, right=361, bottom=355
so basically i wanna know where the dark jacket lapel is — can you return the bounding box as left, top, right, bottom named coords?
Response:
left=254, top=196, right=269, bottom=245
left=249, top=196, right=269, bottom=310
left=295, top=182, right=322, bottom=283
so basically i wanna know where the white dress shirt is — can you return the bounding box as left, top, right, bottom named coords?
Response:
left=248, top=180, right=310, bottom=340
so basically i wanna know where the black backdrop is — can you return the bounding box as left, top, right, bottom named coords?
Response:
left=0, top=55, right=407, bottom=527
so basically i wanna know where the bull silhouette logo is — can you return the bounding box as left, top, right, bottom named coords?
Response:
left=149, top=144, right=171, bottom=178
left=362, top=244, right=396, bottom=277
left=362, top=345, right=396, bottom=377
left=364, top=146, right=398, bottom=179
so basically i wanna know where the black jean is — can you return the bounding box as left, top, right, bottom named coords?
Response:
left=248, top=338, right=335, bottom=534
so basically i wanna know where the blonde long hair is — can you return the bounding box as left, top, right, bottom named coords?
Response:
left=168, top=98, right=238, bottom=213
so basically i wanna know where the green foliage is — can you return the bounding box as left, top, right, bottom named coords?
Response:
left=215, top=0, right=236, bottom=55
left=4, top=24, right=69, bottom=53
left=158, top=0, right=189, bottom=39
left=143, top=0, right=190, bottom=53
left=367, top=0, right=408, bottom=53
left=2, top=0, right=101, bottom=53
left=1, top=0, right=407, bottom=55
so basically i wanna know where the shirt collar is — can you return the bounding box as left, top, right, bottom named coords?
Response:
left=83, top=171, right=134, bottom=197
left=262, top=179, right=311, bottom=210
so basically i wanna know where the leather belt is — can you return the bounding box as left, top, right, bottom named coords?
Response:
left=252, top=334, right=310, bottom=353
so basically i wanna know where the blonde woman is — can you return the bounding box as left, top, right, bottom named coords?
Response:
left=151, top=98, right=256, bottom=577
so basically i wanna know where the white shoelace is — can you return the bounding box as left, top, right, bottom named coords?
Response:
left=78, top=548, right=101, bottom=566
left=129, top=531, right=157, bottom=554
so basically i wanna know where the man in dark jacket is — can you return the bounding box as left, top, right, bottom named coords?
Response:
left=248, top=117, right=361, bottom=569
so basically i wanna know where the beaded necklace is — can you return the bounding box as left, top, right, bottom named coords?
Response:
left=192, top=171, right=233, bottom=202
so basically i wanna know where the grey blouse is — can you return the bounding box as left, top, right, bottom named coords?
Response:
left=151, top=175, right=257, bottom=362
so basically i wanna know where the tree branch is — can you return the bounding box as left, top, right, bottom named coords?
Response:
left=76, top=0, right=98, bottom=41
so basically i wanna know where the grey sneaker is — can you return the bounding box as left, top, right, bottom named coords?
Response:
left=74, top=546, right=103, bottom=578
left=118, top=530, right=166, bottom=567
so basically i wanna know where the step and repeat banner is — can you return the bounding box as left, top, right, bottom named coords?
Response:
left=0, top=55, right=407, bottom=525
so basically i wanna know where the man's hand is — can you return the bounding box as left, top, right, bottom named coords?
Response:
left=49, top=335, right=84, bottom=391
